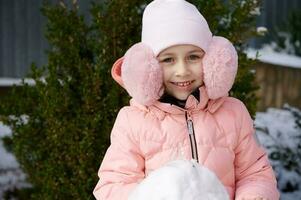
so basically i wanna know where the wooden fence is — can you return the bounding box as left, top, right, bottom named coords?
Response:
left=254, top=62, right=301, bottom=111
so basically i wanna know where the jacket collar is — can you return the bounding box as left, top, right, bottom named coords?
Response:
left=158, top=88, right=200, bottom=109
left=130, top=86, right=227, bottom=116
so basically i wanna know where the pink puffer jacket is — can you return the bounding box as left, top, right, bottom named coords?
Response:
left=93, top=86, right=279, bottom=200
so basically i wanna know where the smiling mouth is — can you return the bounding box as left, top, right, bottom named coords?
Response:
left=171, top=81, right=194, bottom=87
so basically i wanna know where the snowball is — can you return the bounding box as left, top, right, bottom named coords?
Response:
left=128, top=160, right=229, bottom=200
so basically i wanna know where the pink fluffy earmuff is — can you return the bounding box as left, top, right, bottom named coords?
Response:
left=202, top=36, right=238, bottom=99
left=111, top=36, right=238, bottom=106
left=112, top=43, right=164, bottom=106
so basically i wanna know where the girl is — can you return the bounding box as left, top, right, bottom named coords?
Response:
left=93, top=0, right=279, bottom=199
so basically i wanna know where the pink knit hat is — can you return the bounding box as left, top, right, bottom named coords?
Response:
left=142, top=0, right=212, bottom=56
left=112, top=0, right=238, bottom=106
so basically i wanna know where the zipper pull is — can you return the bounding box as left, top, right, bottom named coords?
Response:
left=185, top=112, right=199, bottom=163
left=187, top=120, right=194, bottom=135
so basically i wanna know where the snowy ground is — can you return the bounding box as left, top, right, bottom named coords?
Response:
left=247, top=46, right=301, bottom=69
left=0, top=122, right=29, bottom=199
left=0, top=106, right=301, bottom=199
left=255, top=105, right=301, bottom=200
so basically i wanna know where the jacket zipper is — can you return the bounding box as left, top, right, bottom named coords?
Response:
left=185, top=112, right=199, bottom=163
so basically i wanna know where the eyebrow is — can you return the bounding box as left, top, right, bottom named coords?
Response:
left=189, top=50, right=204, bottom=54
left=159, top=49, right=204, bottom=57
left=158, top=49, right=205, bottom=58
left=158, top=53, right=174, bottom=57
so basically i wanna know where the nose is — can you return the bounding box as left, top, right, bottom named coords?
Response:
left=174, top=59, right=190, bottom=77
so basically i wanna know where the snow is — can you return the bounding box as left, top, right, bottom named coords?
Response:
left=256, top=26, right=268, bottom=36
left=255, top=105, right=301, bottom=200
left=219, top=14, right=232, bottom=28
left=255, top=107, right=300, bottom=149
left=129, top=160, right=229, bottom=200
left=0, top=106, right=300, bottom=199
left=246, top=46, right=301, bottom=69
left=282, top=191, right=301, bottom=200
left=0, top=122, right=11, bottom=138
left=250, top=7, right=261, bottom=16
left=0, top=78, right=35, bottom=87
left=0, top=122, right=30, bottom=198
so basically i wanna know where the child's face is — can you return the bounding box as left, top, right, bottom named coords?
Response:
left=157, top=45, right=205, bottom=100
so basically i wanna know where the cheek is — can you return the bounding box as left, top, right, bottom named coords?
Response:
left=162, top=67, right=171, bottom=83
left=192, top=65, right=204, bottom=85
left=192, top=63, right=203, bottom=77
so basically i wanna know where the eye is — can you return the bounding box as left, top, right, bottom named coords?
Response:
left=188, top=54, right=201, bottom=61
left=160, top=57, right=174, bottom=63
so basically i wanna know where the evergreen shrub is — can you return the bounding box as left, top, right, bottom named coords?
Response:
left=271, top=9, right=301, bottom=56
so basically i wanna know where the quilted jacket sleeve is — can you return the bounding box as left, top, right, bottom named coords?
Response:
left=234, top=101, right=279, bottom=200
left=93, top=108, right=145, bottom=200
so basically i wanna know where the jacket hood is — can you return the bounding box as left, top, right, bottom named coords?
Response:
left=111, top=57, right=126, bottom=89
